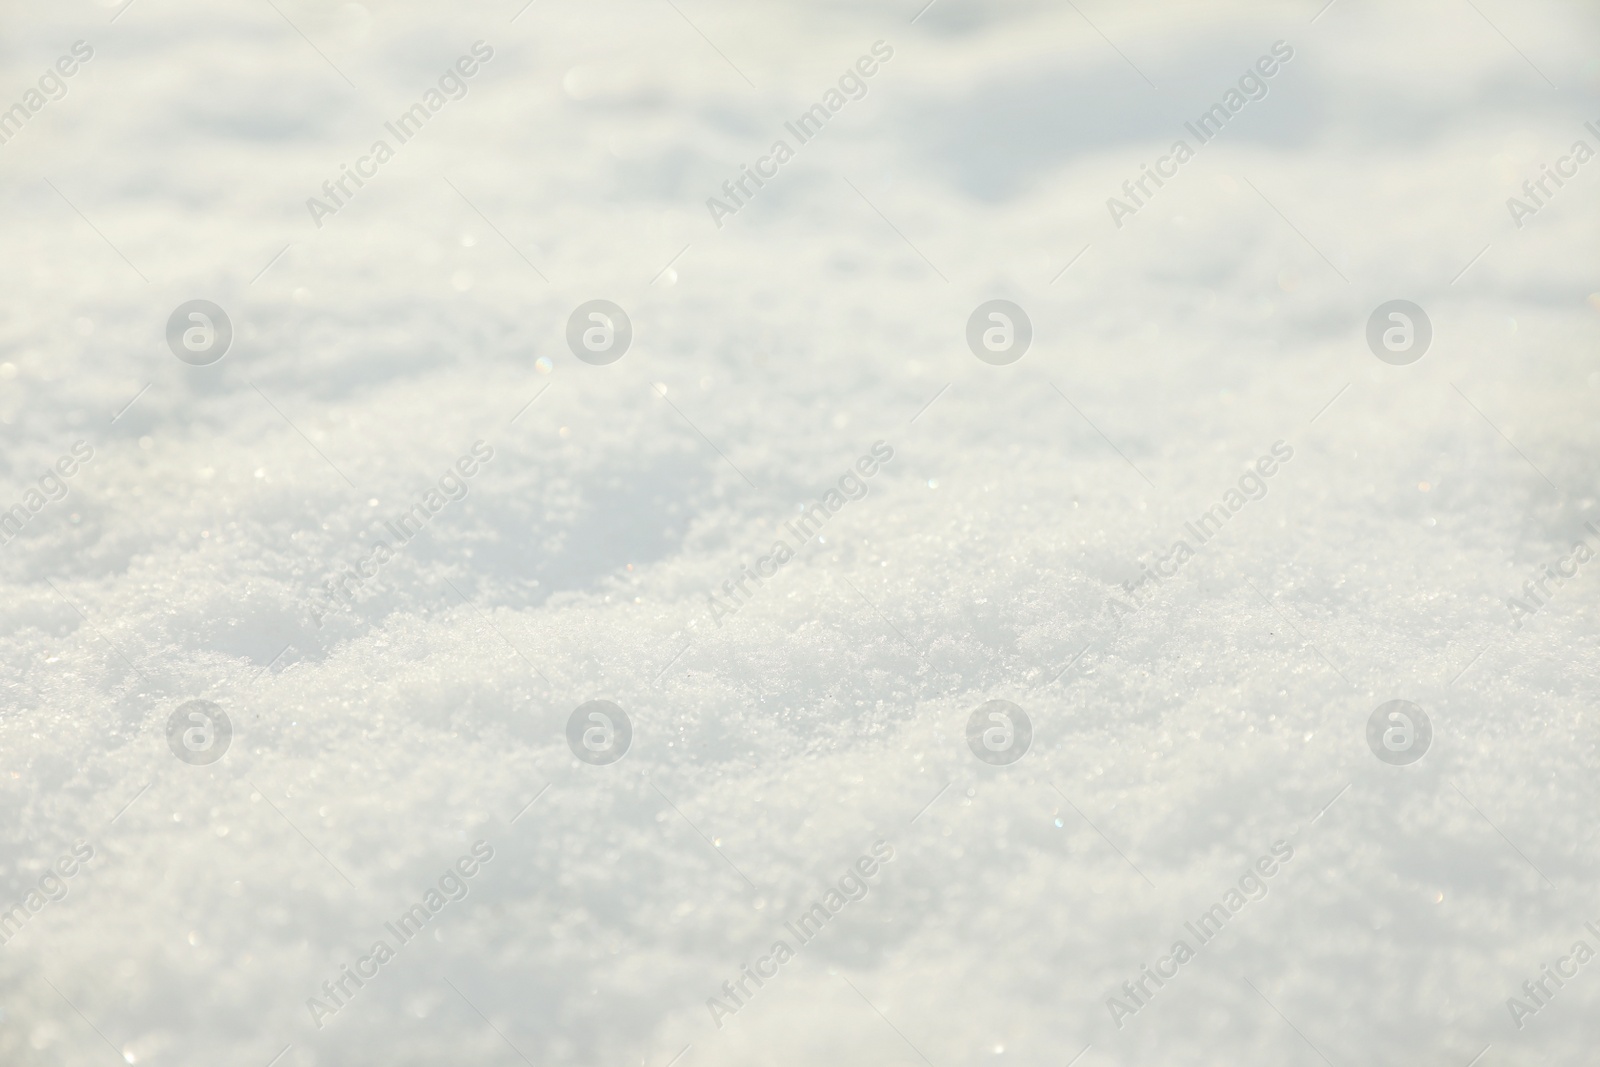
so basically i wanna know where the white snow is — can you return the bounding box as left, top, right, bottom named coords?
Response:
left=1, top=0, right=1598, bottom=1065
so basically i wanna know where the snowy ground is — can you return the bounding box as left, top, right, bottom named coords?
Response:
left=1, top=0, right=1598, bottom=1064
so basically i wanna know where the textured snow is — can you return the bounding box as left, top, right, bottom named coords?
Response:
left=1, top=1, right=1598, bottom=1065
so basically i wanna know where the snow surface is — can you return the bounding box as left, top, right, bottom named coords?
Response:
left=1, top=0, right=1598, bottom=1065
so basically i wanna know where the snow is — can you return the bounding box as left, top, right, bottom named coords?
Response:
left=1, top=0, right=1597, bottom=1064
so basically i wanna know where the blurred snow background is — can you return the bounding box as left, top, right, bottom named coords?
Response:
left=1, top=0, right=1598, bottom=1064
